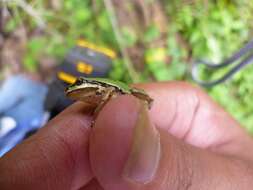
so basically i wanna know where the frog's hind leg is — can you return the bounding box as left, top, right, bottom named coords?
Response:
left=93, top=87, right=117, bottom=119
left=130, top=87, right=154, bottom=109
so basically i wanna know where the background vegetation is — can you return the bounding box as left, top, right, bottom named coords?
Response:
left=1, top=0, right=253, bottom=132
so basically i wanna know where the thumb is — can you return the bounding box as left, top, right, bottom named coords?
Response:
left=90, top=95, right=253, bottom=190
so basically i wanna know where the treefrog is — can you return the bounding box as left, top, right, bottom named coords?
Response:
left=65, top=77, right=153, bottom=115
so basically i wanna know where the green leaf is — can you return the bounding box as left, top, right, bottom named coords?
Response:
left=153, top=67, right=171, bottom=81
left=121, top=27, right=138, bottom=47
left=4, top=19, right=18, bottom=32
left=74, top=8, right=91, bottom=23
left=97, top=11, right=111, bottom=31
left=143, top=24, right=160, bottom=43
left=145, top=48, right=166, bottom=64
left=27, top=37, right=46, bottom=54
left=23, top=56, right=38, bottom=72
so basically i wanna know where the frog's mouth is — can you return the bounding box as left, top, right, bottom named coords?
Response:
left=65, top=87, right=102, bottom=105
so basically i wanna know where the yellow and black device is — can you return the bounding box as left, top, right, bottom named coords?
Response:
left=56, top=39, right=116, bottom=85
left=44, top=40, right=116, bottom=118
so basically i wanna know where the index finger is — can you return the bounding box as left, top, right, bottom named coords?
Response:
left=0, top=102, right=94, bottom=190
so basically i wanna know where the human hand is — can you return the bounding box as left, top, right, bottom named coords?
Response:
left=1, top=82, right=253, bottom=190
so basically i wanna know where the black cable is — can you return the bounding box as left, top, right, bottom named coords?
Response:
left=191, top=39, right=253, bottom=87
left=192, top=53, right=253, bottom=87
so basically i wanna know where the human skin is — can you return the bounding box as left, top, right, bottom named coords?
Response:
left=0, top=82, right=253, bottom=190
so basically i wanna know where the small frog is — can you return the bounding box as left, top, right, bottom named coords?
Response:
left=65, top=77, right=153, bottom=115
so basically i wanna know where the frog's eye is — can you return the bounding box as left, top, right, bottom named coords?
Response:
left=75, top=78, right=83, bottom=86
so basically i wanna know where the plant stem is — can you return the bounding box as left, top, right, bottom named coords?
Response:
left=103, top=0, right=140, bottom=83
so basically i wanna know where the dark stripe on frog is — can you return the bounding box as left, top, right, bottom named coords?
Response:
left=80, top=78, right=128, bottom=94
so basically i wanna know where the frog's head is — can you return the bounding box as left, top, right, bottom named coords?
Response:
left=65, top=77, right=103, bottom=105
left=65, top=77, right=85, bottom=92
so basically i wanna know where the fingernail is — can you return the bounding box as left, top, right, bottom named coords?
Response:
left=123, top=101, right=161, bottom=184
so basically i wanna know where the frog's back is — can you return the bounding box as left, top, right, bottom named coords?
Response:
left=82, top=77, right=131, bottom=93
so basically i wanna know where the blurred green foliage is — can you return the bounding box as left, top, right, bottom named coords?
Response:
left=165, top=0, right=253, bottom=132
left=2, top=0, right=253, bottom=132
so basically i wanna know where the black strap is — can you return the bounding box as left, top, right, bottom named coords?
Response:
left=191, top=39, right=253, bottom=87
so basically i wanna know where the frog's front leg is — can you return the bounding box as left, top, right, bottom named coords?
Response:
left=93, top=87, right=117, bottom=118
